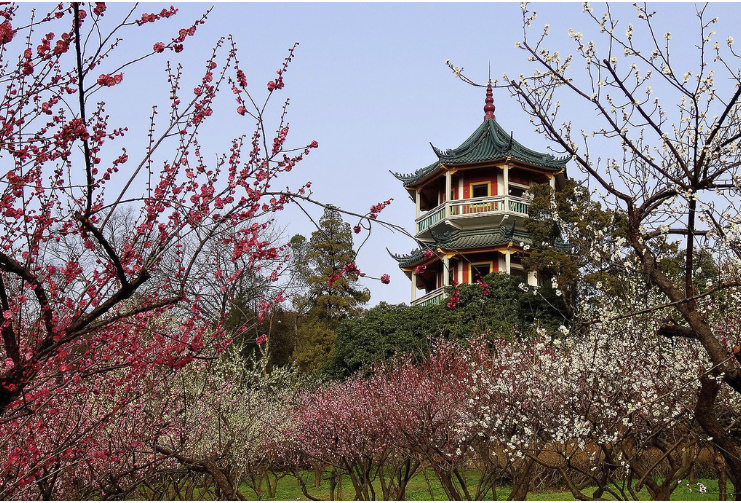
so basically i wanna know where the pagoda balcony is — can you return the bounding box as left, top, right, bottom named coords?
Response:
left=415, top=195, right=530, bottom=236
left=411, top=287, right=446, bottom=307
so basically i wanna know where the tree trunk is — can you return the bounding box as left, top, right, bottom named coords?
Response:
left=696, top=376, right=741, bottom=500
left=508, top=457, right=535, bottom=501
left=329, top=470, right=337, bottom=501
left=314, top=465, right=322, bottom=488
left=716, top=451, right=728, bottom=501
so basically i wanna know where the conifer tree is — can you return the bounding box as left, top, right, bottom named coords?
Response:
left=291, top=207, right=370, bottom=373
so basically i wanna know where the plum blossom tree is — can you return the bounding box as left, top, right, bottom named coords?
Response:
left=451, top=3, right=741, bottom=494
left=150, top=348, right=306, bottom=501
left=0, top=2, right=319, bottom=497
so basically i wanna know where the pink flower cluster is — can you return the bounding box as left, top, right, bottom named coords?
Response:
left=266, top=44, right=297, bottom=91
left=0, top=21, right=15, bottom=45
left=93, top=3, right=106, bottom=16
left=36, top=32, right=55, bottom=58
left=97, top=73, right=123, bottom=87
left=21, top=48, right=32, bottom=75
left=369, top=199, right=393, bottom=220
left=447, top=281, right=460, bottom=308
left=236, top=69, right=247, bottom=88
left=476, top=280, right=491, bottom=296
left=447, top=289, right=460, bottom=308
left=272, top=126, right=288, bottom=154
left=256, top=334, right=267, bottom=345
left=53, top=32, right=71, bottom=56
left=136, top=7, right=177, bottom=26
left=327, top=261, right=363, bottom=286
left=267, top=79, right=284, bottom=92
left=380, top=273, right=390, bottom=284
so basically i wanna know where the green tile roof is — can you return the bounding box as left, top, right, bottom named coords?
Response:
left=391, top=119, right=569, bottom=187
left=389, top=223, right=534, bottom=268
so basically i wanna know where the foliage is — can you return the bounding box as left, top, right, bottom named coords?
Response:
left=225, top=303, right=298, bottom=370
left=292, top=317, right=338, bottom=374
left=524, top=178, right=629, bottom=314
left=292, top=207, right=370, bottom=321
left=524, top=180, right=721, bottom=319
left=322, top=302, right=436, bottom=379
left=324, top=273, right=568, bottom=379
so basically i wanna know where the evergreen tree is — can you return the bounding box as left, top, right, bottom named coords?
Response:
left=324, top=272, right=568, bottom=379
left=291, top=207, right=370, bottom=373
left=523, top=179, right=630, bottom=315
left=524, top=180, right=719, bottom=319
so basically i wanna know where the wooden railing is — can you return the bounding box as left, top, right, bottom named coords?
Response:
left=449, top=196, right=506, bottom=216
left=416, top=204, right=446, bottom=234
left=412, top=287, right=446, bottom=307
left=415, top=196, right=530, bottom=234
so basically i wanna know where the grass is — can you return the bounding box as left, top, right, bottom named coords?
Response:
left=241, top=470, right=732, bottom=501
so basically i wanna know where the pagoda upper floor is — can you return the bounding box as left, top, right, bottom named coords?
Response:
left=391, top=86, right=569, bottom=240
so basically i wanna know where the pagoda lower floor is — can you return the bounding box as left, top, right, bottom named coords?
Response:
left=399, top=247, right=538, bottom=307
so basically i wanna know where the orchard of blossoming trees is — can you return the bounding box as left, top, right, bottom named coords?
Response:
left=13, top=292, right=735, bottom=500
left=2, top=1, right=741, bottom=500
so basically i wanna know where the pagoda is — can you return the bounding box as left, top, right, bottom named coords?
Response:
left=390, top=84, right=569, bottom=306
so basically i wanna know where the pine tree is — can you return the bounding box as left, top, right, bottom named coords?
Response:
left=291, top=207, right=370, bottom=373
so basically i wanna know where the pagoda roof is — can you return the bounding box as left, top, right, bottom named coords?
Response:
left=391, top=118, right=569, bottom=188
left=389, top=223, right=534, bottom=268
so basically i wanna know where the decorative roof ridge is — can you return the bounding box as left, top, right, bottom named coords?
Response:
left=430, top=120, right=491, bottom=161
left=387, top=246, right=425, bottom=263
left=390, top=159, right=440, bottom=187
left=430, top=226, right=460, bottom=245
left=389, top=170, right=414, bottom=182
left=500, top=220, right=517, bottom=240
left=488, top=120, right=570, bottom=167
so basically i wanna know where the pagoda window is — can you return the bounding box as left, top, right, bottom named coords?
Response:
left=470, top=262, right=491, bottom=282
left=471, top=183, right=490, bottom=198
left=448, top=259, right=458, bottom=285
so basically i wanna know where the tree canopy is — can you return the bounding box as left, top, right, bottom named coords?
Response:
left=324, top=272, right=568, bottom=378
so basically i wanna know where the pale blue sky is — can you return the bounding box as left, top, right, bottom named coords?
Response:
left=33, top=2, right=741, bottom=306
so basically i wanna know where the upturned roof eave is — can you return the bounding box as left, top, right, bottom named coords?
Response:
left=396, top=119, right=569, bottom=188
left=400, top=157, right=566, bottom=191
left=390, top=227, right=536, bottom=268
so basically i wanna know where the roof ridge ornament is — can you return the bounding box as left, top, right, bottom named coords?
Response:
left=484, top=81, right=495, bottom=120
